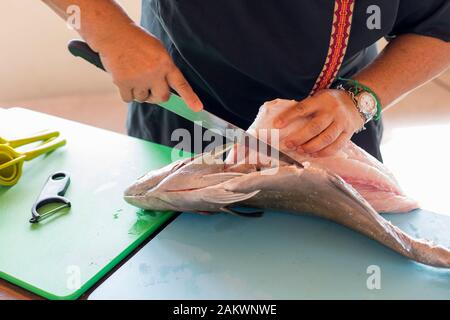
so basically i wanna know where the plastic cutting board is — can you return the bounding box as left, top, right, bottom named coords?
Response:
left=0, top=107, right=183, bottom=299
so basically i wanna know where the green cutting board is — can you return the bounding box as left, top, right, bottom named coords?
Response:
left=0, top=107, right=183, bottom=299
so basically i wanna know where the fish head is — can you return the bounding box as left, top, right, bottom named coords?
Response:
left=123, top=157, right=192, bottom=209
left=124, top=146, right=243, bottom=211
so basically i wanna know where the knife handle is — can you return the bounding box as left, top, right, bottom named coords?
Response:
left=68, top=40, right=106, bottom=71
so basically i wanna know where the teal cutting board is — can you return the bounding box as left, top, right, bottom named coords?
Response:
left=0, top=107, right=182, bottom=299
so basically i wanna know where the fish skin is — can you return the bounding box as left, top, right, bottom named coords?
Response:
left=124, top=150, right=450, bottom=268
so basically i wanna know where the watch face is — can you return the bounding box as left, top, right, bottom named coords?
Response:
left=358, top=92, right=377, bottom=115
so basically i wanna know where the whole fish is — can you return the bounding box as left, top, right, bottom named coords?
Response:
left=124, top=146, right=450, bottom=268
left=124, top=98, right=449, bottom=268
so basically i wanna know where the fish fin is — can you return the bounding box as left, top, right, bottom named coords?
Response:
left=202, top=189, right=260, bottom=204
left=200, top=143, right=235, bottom=163
left=222, top=207, right=264, bottom=218
left=328, top=172, right=373, bottom=208
left=202, top=172, right=245, bottom=185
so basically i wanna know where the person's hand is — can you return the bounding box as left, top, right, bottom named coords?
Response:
left=97, top=24, right=203, bottom=111
left=273, top=89, right=364, bottom=156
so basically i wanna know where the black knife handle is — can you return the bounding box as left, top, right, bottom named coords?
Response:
left=68, top=40, right=106, bottom=72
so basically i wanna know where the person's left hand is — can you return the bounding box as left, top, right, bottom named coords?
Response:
left=273, top=89, right=364, bottom=157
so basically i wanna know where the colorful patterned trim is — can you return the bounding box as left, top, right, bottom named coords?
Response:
left=310, top=0, right=355, bottom=95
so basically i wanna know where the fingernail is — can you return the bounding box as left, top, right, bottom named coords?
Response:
left=193, top=102, right=203, bottom=112
left=285, top=141, right=294, bottom=149
left=197, top=101, right=204, bottom=111
left=274, top=120, right=283, bottom=128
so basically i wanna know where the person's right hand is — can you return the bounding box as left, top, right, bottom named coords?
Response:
left=97, top=24, right=203, bottom=111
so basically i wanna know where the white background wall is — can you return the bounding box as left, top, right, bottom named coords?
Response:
left=0, top=0, right=141, bottom=103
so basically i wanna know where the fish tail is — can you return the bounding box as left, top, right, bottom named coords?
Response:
left=399, top=231, right=450, bottom=268
left=330, top=173, right=450, bottom=268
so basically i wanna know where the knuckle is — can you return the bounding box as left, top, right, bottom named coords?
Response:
left=113, top=78, right=125, bottom=87
left=296, top=106, right=305, bottom=115
left=176, top=79, right=190, bottom=90
left=263, top=99, right=279, bottom=111
left=142, top=68, right=157, bottom=79
left=161, top=60, right=176, bottom=73
left=297, top=101, right=309, bottom=111
left=341, top=136, right=352, bottom=147
left=325, top=103, right=337, bottom=114
left=160, top=91, right=171, bottom=102
left=120, top=95, right=132, bottom=103
left=308, top=121, right=323, bottom=134
left=146, top=96, right=157, bottom=104
left=321, top=132, right=335, bottom=145
left=159, top=56, right=174, bottom=68
left=135, top=92, right=150, bottom=103
left=144, top=69, right=164, bottom=82
left=332, top=139, right=347, bottom=153
left=114, top=77, right=136, bottom=89
left=331, top=95, right=341, bottom=106
left=152, top=93, right=170, bottom=104
left=318, top=148, right=335, bottom=157
left=301, top=144, right=316, bottom=153
left=135, top=89, right=148, bottom=98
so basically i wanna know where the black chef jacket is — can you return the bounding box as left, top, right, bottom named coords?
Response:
left=127, top=0, right=450, bottom=161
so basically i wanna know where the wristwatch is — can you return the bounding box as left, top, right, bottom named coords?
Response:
left=336, top=79, right=379, bottom=124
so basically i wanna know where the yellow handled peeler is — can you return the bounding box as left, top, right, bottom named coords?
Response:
left=0, top=130, right=66, bottom=186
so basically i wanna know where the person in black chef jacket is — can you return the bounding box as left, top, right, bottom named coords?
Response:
left=44, top=0, right=450, bottom=162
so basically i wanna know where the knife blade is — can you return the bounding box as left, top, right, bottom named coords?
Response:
left=67, top=40, right=303, bottom=167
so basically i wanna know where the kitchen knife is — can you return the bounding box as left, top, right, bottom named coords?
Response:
left=67, top=40, right=303, bottom=166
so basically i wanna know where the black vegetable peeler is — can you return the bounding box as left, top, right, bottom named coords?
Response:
left=30, top=172, right=71, bottom=223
